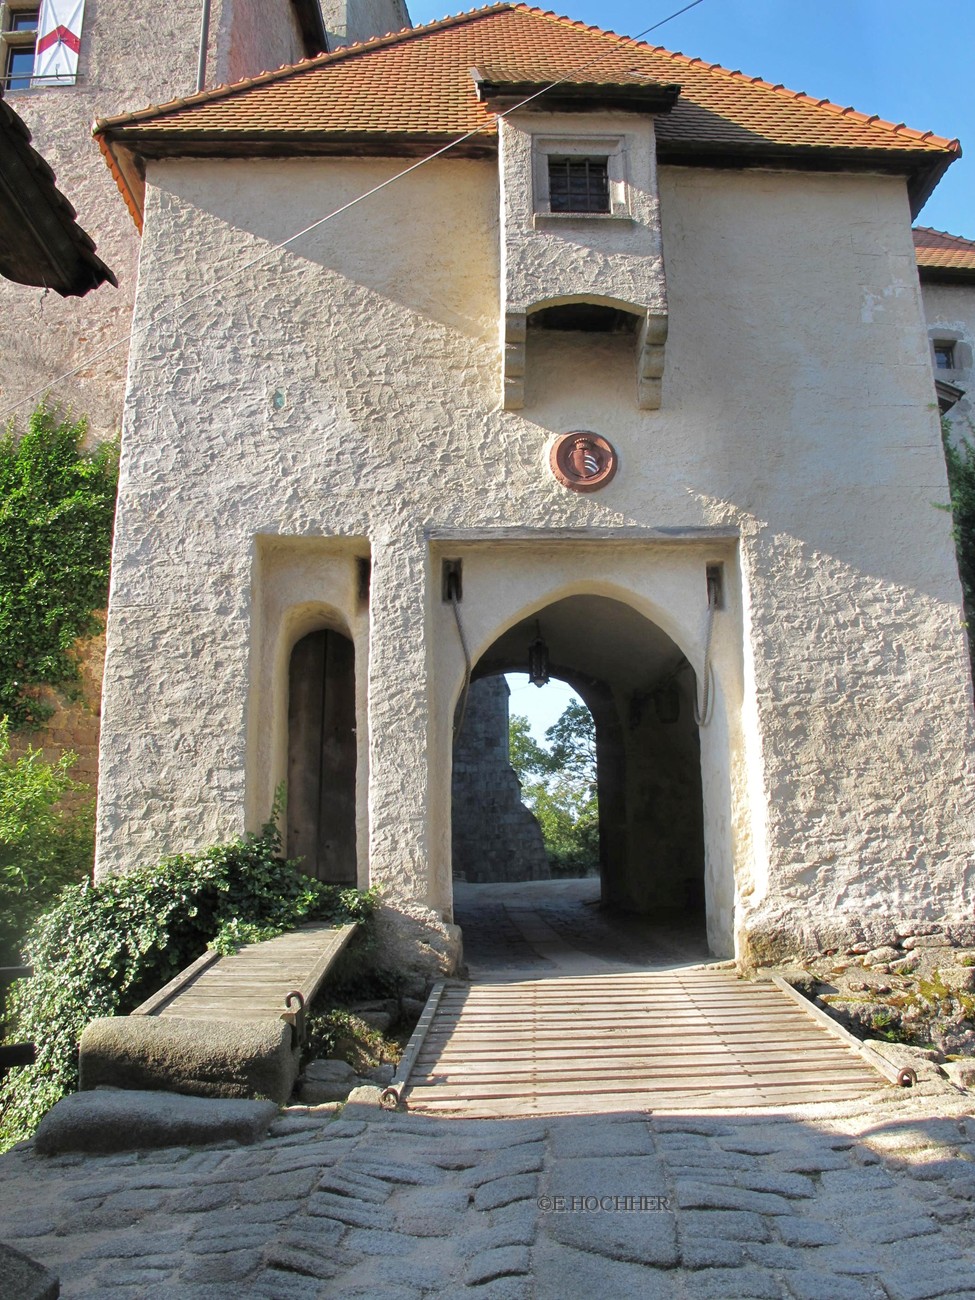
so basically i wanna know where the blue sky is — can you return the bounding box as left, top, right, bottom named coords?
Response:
left=407, top=0, right=975, bottom=237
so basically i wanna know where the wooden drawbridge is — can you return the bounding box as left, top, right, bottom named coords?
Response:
left=384, top=968, right=895, bottom=1117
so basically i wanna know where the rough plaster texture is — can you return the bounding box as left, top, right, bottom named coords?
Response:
left=451, top=676, right=550, bottom=884
left=500, top=112, right=666, bottom=317
left=499, top=112, right=667, bottom=408
left=96, top=150, right=975, bottom=967
left=209, top=0, right=305, bottom=88
left=321, top=0, right=410, bottom=49
left=921, top=279, right=975, bottom=437
left=0, top=0, right=309, bottom=445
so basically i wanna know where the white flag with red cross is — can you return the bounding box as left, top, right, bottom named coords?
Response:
left=32, top=0, right=85, bottom=84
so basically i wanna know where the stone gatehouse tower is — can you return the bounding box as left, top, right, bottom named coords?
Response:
left=91, top=4, right=975, bottom=972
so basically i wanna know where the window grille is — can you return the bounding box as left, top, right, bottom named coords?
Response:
left=547, top=156, right=610, bottom=214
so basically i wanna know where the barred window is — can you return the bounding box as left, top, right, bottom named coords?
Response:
left=547, top=155, right=610, bottom=214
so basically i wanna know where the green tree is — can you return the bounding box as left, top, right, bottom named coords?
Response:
left=0, top=405, right=118, bottom=728
left=509, top=700, right=599, bottom=876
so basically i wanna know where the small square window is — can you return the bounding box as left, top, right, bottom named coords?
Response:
left=934, top=341, right=956, bottom=371
left=2, top=5, right=40, bottom=91
left=547, top=156, right=610, bottom=214
left=9, top=7, right=39, bottom=31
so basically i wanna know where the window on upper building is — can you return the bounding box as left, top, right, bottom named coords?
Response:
left=532, top=134, right=630, bottom=222
left=2, top=5, right=40, bottom=90
left=934, top=341, right=957, bottom=371
left=547, top=156, right=610, bottom=214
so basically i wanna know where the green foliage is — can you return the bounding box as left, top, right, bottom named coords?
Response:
left=509, top=700, right=599, bottom=876
left=941, top=415, right=975, bottom=672
left=302, top=1008, right=399, bottom=1075
left=0, top=808, right=375, bottom=1149
left=0, top=718, right=93, bottom=966
left=0, top=405, right=118, bottom=729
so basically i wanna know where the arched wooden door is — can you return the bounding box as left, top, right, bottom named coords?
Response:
left=286, top=629, right=357, bottom=884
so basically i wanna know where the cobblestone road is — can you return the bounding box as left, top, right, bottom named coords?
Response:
left=3, top=1089, right=975, bottom=1298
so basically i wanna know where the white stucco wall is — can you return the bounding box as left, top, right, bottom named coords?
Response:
left=0, top=0, right=310, bottom=442
left=321, top=0, right=409, bottom=49
left=97, top=148, right=975, bottom=965
left=921, top=279, right=975, bottom=439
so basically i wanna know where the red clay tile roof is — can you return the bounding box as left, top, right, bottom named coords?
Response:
left=914, top=226, right=975, bottom=280
left=96, top=4, right=960, bottom=224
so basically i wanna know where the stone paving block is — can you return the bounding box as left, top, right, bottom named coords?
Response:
left=675, top=1182, right=795, bottom=1215
left=394, top=1186, right=475, bottom=1237
left=80, top=1229, right=188, bottom=1259
left=350, top=1157, right=449, bottom=1187
left=681, top=1209, right=771, bottom=1242
left=547, top=1118, right=653, bottom=1159
left=773, top=1151, right=851, bottom=1175
left=811, top=1248, right=887, bottom=1276
left=466, top=1144, right=545, bottom=1187
left=784, top=1271, right=881, bottom=1300
left=196, top=1199, right=302, bottom=1228
left=680, top=1238, right=747, bottom=1269
left=745, top=1242, right=805, bottom=1270
left=318, top=1169, right=395, bottom=1202
left=683, top=1266, right=784, bottom=1299
left=776, top=1218, right=840, bottom=1247
left=464, top=1244, right=531, bottom=1285
left=533, top=1240, right=679, bottom=1300
left=262, top=1243, right=341, bottom=1279
left=189, top=1223, right=280, bottom=1254
left=100, top=1186, right=172, bottom=1214
left=94, top=1264, right=176, bottom=1286
left=819, top=1167, right=895, bottom=1194
left=54, top=1205, right=146, bottom=1235
left=882, top=1264, right=975, bottom=1300
left=665, top=1150, right=754, bottom=1172
left=180, top=1246, right=264, bottom=1283
left=249, top=1268, right=329, bottom=1299
left=342, top=1227, right=413, bottom=1257
left=0, top=1213, right=59, bottom=1239
left=473, top=1173, right=538, bottom=1212
left=854, top=1210, right=939, bottom=1244
left=371, top=1251, right=456, bottom=1290
left=306, top=1190, right=394, bottom=1229
left=542, top=1190, right=678, bottom=1268
left=236, top=1169, right=321, bottom=1203
left=461, top=1276, right=532, bottom=1300
left=717, top=1138, right=783, bottom=1156
left=652, top=1119, right=732, bottom=1137
left=735, top=1170, right=816, bottom=1199
left=171, top=1181, right=238, bottom=1212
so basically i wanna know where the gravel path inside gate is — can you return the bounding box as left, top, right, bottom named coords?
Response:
left=2, top=1089, right=975, bottom=1298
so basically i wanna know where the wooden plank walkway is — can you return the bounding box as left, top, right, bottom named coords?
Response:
left=402, top=969, right=888, bottom=1116
left=132, top=922, right=357, bottom=1026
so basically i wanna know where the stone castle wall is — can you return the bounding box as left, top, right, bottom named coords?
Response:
left=451, top=677, right=550, bottom=885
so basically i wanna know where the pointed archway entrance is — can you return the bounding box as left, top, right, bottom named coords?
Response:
left=451, top=594, right=709, bottom=969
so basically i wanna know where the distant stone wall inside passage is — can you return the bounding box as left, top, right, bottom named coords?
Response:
left=452, top=676, right=550, bottom=884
